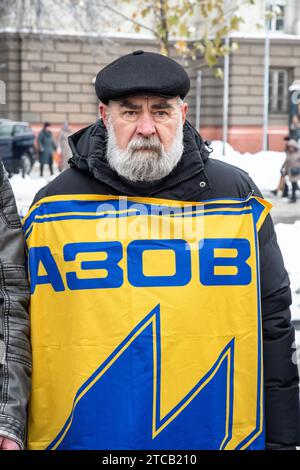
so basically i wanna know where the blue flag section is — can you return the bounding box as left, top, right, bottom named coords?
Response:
left=48, top=305, right=234, bottom=450
left=23, top=194, right=271, bottom=450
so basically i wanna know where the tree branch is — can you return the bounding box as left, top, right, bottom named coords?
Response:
left=100, top=0, right=155, bottom=35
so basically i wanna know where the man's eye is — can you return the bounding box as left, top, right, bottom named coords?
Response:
left=154, top=111, right=168, bottom=116
left=124, top=111, right=137, bottom=116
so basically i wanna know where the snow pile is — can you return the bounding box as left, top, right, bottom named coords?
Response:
left=210, top=141, right=286, bottom=191
left=10, top=169, right=51, bottom=216
left=275, top=222, right=300, bottom=321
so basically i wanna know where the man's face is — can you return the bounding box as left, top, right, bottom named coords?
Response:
left=101, top=95, right=187, bottom=151
left=99, top=95, right=188, bottom=182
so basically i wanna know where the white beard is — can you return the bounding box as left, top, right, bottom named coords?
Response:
left=105, top=117, right=184, bottom=182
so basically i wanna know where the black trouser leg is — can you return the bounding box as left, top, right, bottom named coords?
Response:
left=291, top=182, right=297, bottom=202
left=49, top=162, right=53, bottom=175
left=282, top=182, right=289, bottom=198
left=40, top=163, right=44, bottom=177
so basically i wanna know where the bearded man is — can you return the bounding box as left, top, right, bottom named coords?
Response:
left=24, top=51, right=300, bottom=451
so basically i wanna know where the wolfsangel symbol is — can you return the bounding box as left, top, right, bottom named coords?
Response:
left=29, top=238, right=252, bottom=294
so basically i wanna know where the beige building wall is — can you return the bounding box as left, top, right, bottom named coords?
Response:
left=0, top=33, right=165, bottom=126
left=230, top=37, right=300, bottom=127
left=1, top=30, right=300, bottom=152
left=229, top=39, right=267, bottom=127
left=0, top=32, right=205, bottom=128
left=0, top=35, right=22, bottom=121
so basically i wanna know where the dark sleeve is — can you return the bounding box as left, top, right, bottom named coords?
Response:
left=0, top=163, right=31, bottom=449
left=258, top=214, right=300, bottom=448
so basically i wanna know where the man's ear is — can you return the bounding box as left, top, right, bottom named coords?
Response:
left=99, top=103, right=109, bottom=128
left=180, top=102, right=188, bottom=124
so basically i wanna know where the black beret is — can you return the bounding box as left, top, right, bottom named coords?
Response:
left=95, top=50, right=190, bottom=104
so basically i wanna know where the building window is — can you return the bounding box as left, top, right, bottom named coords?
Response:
left=269, top=69, right=289, bottom=113
left=267, top=2, right=285, bottom=32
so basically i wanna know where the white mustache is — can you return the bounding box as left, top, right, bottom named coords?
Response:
left=129, top=137, right=162, bottom=152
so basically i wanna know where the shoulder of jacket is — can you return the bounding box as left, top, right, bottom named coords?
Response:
left=31, top=185, right=49, bottom=207
left=206, top=156, right=249, bottom=178
left=205, top=157, right=254, bottom=188
left=204, top=156, right=263, bottom=199
left=31, top=168, right=81, bottom=206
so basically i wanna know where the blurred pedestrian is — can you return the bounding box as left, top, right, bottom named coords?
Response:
left=281, top=139, right=300, bottom=203
left=37, top=122, right=57, bottom=177
left=58, top=121, right=72, bottom=172
left=291, top=102, right=300, bottom=143
left=271, top=137, right=290, bottom=197
left=271, top=165, right=288, bottom=198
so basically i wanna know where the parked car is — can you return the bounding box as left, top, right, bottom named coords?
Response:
left=0, top=118, right=11, bottom=125
left=0, top=120, right=37, bottom=177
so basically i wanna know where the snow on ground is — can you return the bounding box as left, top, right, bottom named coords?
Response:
left=210, top=141, right=286, bottom=191
left=9, top=146, right=300, bottom=328
left=276, top=222, right=300, bottom=321
left=10, top=162, right=57, bottom=216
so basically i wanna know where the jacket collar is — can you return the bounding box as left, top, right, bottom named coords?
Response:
left=68, top=119, right=211, bottom=197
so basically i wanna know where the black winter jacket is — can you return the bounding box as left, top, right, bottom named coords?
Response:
left=33, top=120, right=300, bottom=449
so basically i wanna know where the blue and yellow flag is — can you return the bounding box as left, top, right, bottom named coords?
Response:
left=23, top=194, right=271, bottom=450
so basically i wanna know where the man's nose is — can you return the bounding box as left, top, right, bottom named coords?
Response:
left=136, top=113, right=156, bottom=137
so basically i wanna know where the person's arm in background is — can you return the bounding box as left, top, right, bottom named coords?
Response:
left=259, top=214, right=300, bottom=449
left=0, top=162, right=31, bottom=450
